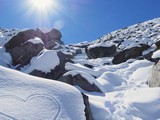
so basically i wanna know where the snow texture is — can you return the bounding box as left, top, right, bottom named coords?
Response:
left=0, top=18, right=160, bottom=120
left=152, top=49, right=160, bottom=59
left=24, top=49, right=59, bottom=73
left=0, top=65, right=85, bottom=120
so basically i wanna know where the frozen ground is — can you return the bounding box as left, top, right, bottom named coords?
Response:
left=0, top=18, right=160, bottom=120
left=72, top=52, right=160, bottom=120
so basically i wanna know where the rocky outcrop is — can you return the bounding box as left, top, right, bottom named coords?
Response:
left=59, top=74, right=101, bottom=92
left=30, top=51, right=73, bottom=80
left=148, top=61, right=160, bottom=87
left=9, top=40, right=43, bottom=66
left=35, top=28, right=63, bottom=49
left=112, top=44, right=150, bottom=64
left=4, top=28, right=64, bottom=66
left=86, top=45, right=116, bottom=59
left=4, top=29, right=35, bottom=50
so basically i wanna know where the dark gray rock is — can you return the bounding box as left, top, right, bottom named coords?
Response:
left=59, top=74, right=101, bottom=92
left=10, top=41, right=43, bottom=66
left=86, top=45, right=116, bottom=59
left=35, top=28, right=64, bottom=49
left=112, top=44, right=150, bottom=64
left=82, top=93, right=93, bottom=120
left=4, top=29, right=35, bottom=50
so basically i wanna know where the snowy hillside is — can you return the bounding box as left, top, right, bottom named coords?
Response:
left=0, top=18, right=160, bottom=120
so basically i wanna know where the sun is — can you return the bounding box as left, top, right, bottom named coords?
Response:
left=26, top=0, right=62, bottom=28
left=29, top=0, right=56, bottom=12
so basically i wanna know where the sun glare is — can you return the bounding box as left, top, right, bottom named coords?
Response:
left=29, top=0, right=56, bottom=12
left=26, top=0, right=63, bottom=28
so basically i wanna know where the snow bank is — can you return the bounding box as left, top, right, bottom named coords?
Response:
left=0, top=32, right=3, bottom=37
left=0, top=47, right=12, bottom=67
left=0, top=65, right=85, bottom=120
left=127, top=88, right=160, bottom=120
left=152, top=49, right=160, bottom=59
left=25, top=49, right=59, bottom=73
left=65, top=62, right=101, bottom=77
left=97, top=72, right=124, bottom=92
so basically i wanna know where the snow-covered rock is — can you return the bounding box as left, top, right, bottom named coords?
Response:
left=86, top=43, right=116, bottom=59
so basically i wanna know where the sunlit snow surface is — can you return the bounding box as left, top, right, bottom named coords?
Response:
left=0, top=18, right=160, bottom=120
left=71, top=51, right=160, bottom=120
left=0, top=66, right=85, bottom=120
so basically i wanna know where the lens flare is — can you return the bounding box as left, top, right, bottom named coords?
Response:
left=29, top=0, right=55, bottom=11
left=26, top=0, right=61, bottom=28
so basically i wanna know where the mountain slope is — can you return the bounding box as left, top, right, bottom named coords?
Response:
left=0, top=18, right=160, bottom=120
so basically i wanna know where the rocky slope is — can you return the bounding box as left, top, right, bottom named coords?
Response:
left=0, top=18, right=160, bottom=119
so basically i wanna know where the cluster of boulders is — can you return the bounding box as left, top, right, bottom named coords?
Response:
left=3, top=28, right=93, bottom=120
left=4, top=29, right=63, bottom=66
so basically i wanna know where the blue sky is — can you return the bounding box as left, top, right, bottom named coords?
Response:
left=0, top=0, right=160, bottom=44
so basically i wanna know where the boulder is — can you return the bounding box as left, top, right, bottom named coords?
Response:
left=4, top=28, right=65, bottom=66
left=59, top=74, right=101, bottom=92
left=86, top=45, right=116, bottom=59
left=35, top=28, right=63, bottom=49
left=29, top=51, right=73, bottom=80
left=148, top=61, right=160, bottom=87
left=4, top=29, right=35, bottom=50
left=10, top=41, right=43, bottom=66
left=112, top=44, right=150, bottom=64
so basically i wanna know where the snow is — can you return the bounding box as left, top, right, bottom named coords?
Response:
left=63, top=70, right=105, bottom=93
left=88, top=42, right=114, bottom=49
left=0, top=18, right=160, bottom=120
left=0, top=32, right=3, bottom=37
left=27, top=37, right=44, bottom=44
left=152, top=49, right=160, bottom=59
left=65, top=62, right=101, bottom=77
left=24, top=49, right=59, bottom=73
left=0, top=47, right=12, bottom=67
left=0, top=65, right=85, bottom=120
left=73, top=47, right=158, bottom=120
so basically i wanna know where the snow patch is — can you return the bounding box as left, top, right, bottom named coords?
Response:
left=24, top=49, right=59, bottom=73
left=152, top=49, right=160, bottom=59
left=27, top=37, right=44, bottom=44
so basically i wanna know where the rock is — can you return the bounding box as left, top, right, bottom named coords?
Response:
left=148, top=61, right=160, bottom=87
left=4, top=29, right=35, bottom=50
left=30, top=51, right=73, bottom=80
left=155, top=40, right=160, bottom=49
left=59, top=74, right=101, bottom=92
left=4, top=28, right=65, bottom=66
left=10, top=41, right=43, bottom=66
left=82, top=93, right=93, bottom=120
left=112, top=44, right=150, bottom=64
left=86, top=45, right=116, bottom=59
left=36, top=28, right=63, bottom=49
